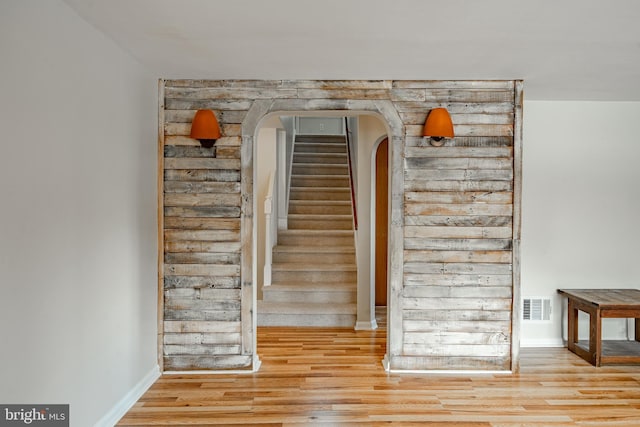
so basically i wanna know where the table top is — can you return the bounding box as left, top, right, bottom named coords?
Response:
left=558, top=289, right=640, bottom=308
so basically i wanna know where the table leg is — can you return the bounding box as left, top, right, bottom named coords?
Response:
left=591, top=308, right=601, bottom=367
left=567, top=299, right=578, bottom=352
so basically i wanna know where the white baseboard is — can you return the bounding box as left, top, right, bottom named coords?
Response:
left=382, top=354, right=390, bottom=371
left=355, top=319, right=378, bottom=330
left=95, top=364, right=160, bottom=427
left=520, top=338, right=565, bottom=348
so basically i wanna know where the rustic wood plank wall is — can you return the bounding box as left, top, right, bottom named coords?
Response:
left=162, top=80, right=248, bottom=370
left=394, top=81, right=517, bottom=371
left=159, top=79, right=522, bottom=372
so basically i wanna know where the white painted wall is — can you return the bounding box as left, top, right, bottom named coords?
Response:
left=521, top=101, right=640, bottom=346
left=255, top=127, right=278, bottom=300
left=2, top=5, right=634, bottom=418
left=0, top=1, right=157, bottom=426
left=355, top=115, right=388, bottom=329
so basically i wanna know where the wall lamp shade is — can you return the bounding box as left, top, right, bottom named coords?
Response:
left=190, top=109, right=221, bottom=148
left=423, top=108, right=454, bottom=146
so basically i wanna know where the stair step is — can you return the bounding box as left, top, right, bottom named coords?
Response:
left=290, top=175, right=350, bottom=187
left=273, top=250, right=355, bottom=264
left=265, top=282, right=356, bottom=291
left=289, top=187, right=351, bottom=201
left=278, top=229, right=354, bottom=246
left=288, top=214, right=353, bottom=230
left=259, top=301, right=355, bottom=314
left=273, top=263, right=356, bottom=272
left=287, top=221, right=352, bottom=231
left=257, top=301, right=356, bottom=327
left=288, top=200, right=352, bottom=215
left=291, top=163, right=348, bottom=175
left=273, top=245, right=356, bottom=264
left=263, top=283, right=356, bottom=303
left=263, top=292, right=356, bottom=304
left=273, top=270, right=356, bottom=283
left=273, top=245, right=355, bottom=254
left=294, top=143, right=347, bottom=154
left=293, top=153, right=348, bottom=164
left=287, top=214, right=353, bottom=220
left=295, top=135, right=347, bottom=144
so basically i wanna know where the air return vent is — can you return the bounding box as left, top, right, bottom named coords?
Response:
left=523, top=298, right=551, bottom=321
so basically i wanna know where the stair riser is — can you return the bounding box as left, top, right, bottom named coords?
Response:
left=290, top=176, right=349, bottom=187
left=289, top=190, right=350, bottom=201
left=293, top=154, right=348, bottom=164
left=295, top=136, right=347, bottom=143
left=273, top=252, right=356, bottom=263
left=257, top=314, right=356, bottom=327
left=291, top=165, right=348, bottom=175
left=263, top=290, right=356, bottom=304
left=277, top=235, right=354, bottom=246
left=288, top=219, right=352, bottom=230
left=294, top=144, right=346, bottom=154
left=288, top=204, right=352, bottom=215
left=273, top=270, right=356, bottom=283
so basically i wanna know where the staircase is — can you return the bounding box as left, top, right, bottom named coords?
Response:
left=258, top=135, right=357, bottom=327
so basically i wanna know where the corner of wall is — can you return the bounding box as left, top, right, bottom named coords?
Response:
left=95, top=365, right=160, bottom=427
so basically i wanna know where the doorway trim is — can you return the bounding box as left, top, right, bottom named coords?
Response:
left=242, top=101, right=404, bottom=369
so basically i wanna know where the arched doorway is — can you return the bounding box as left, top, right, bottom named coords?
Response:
left=159, top=78, right=521, bottom=373
left=253, top=114, right=390, bottom=330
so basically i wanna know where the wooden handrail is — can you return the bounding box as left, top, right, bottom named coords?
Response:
left=344, top=118, right=358, bottom=230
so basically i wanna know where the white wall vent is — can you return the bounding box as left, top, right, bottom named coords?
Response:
left=523, top=298, right=551, bottom=321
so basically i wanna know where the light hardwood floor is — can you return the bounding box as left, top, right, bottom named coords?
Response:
left=119, top=311, right=640, bottom=426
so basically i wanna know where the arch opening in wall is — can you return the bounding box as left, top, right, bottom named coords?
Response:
left=158, top=79, right=521, bottom=374
left=247, top=110, right=396, bottom=369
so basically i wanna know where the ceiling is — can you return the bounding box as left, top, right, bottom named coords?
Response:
left=63, top=0, right=640, bottom=101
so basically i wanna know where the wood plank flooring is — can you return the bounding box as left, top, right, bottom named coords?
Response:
left=119, top=310, right=640, bottom=426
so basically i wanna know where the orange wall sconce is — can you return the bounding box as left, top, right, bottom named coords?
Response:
left=423, top=107, right=454, bottom=146
left=190, top=109, right=221, bottom=148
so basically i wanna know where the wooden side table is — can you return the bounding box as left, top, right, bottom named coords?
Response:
left=558, top=289, right=640, bottom=366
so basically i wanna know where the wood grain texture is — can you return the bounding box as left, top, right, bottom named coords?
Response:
left=401, top=80, right=516, bottom=368
left=119, top=319, right=640, bottom=426
left=511, top=80, right=524, bottom=373
left=162, top=80, right=247, bottom=370
left=160, top=79, right=521, bottom=372
left=157, top=79, right=166, bottom=372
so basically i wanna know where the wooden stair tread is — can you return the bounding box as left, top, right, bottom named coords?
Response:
left=294, top=152, right=347, bottom=158
left=292, top=162, right=348, bottom=167
left=258, top=301, right=356, bottom=314
left=272, top=263, right=357, bottom=271
left=291, top=174, right=350, bottom=178
left=290, top=187, right=350, bottom=192
left=288, top=200, right=351, bottom=205
left=273, top=245, right=355, bottom=253
left=279, top=229, right=353, bottom=235
left=294, top=135, right=346, bottom=142
left=288, top=213, right=352, bottom=218
left=264, top=282, right=356, bottom=291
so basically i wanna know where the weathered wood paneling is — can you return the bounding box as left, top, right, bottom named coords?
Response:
left=159, top=79, right=522, bottom=372
left=400, top=80, right=517, bottom=371
left=161, top=80, right=248, bottom=371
